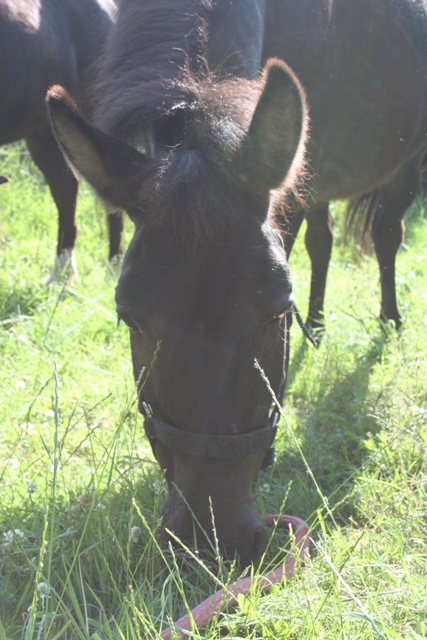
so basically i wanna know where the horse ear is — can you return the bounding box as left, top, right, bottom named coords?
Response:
left=236, top=59, right=308, bottom=203
left=0, top=175, right=9, bottom=185
left=46, top=86, right=151, bottom=212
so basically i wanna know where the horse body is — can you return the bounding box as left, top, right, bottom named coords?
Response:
left=46, top=0, right=427, bottom=561
left=0, top=0, right=117, bottom=279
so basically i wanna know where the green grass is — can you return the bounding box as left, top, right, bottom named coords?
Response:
left=1, top=142, right=427, bottom=639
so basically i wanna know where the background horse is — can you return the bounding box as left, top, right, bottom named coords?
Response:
left=0, top=0, right=117, bottom=282
left=45, top=0, right=427, bottom=562
left=262, top=0, right=427, bottom=330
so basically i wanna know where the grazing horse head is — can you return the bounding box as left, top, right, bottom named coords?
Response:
left=46, top=59, right=308, bottom=564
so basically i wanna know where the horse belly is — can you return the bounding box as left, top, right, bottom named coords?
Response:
left=306, top=90, right=427, bottom=201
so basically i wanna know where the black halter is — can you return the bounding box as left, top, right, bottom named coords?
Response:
left=140, top=306, right=315, bottom=471
left=142, top=395, right=281, bottom=471
left=142, top=356, right=286, bottom=468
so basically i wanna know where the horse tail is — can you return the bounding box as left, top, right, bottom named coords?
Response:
left=343, top=189, right=380, bottom=254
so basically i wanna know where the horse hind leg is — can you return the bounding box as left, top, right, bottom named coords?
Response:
left=26, top=127, right=78, bottom=283
left=371, top=157, right=422, bottom=329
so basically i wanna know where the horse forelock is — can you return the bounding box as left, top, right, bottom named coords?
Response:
left=92, top=0, right=305, bottom=245
left=136, top=77, right=263, bottom=245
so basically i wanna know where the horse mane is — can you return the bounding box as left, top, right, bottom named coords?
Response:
left=94, top=0, right=213, bottom=140
left=134, top=77, right=264, bottom=243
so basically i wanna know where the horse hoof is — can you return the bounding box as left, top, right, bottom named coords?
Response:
left=105, top=254, right=123, bottom=280
left=379, top=314, right=402, bottom=334
left=305, top=317, right=325, bottom=345
left=44, top=248, right=78, bottom=284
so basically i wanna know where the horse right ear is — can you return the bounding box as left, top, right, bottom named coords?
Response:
left=234, top=59, right=308, bottom=205
left=46, top=86, right=151, bottom=215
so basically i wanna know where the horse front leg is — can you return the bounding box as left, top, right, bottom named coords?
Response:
left=304, top=201, right=334, bottom=333
left=105, top=204, right=124, bottom=277
left=26, top=127, right=79, bottom=283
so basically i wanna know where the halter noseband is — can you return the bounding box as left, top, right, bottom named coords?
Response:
left=142, top=396, right=281, bottom=471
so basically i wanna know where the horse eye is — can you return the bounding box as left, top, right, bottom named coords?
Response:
left=118, top=313, right=140, bottom=332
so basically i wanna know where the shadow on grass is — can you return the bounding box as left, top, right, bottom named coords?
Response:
left=268, top=330, right=390, bottom=528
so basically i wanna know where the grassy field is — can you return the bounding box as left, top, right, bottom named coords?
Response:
left=1, top=142, right=426, bottom=640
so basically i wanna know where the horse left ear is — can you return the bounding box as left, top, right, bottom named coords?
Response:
left=235, top=59, right=308, bottom=203
left=46, top=86, right=152, bottom=212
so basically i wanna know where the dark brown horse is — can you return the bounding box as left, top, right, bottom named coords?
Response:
left=262, top=0, right=427, bottom=331
left=0, top=0, right=117, bottom=281
left=46, top=0, right=308, bottom=565
left=45, top=0, right=427, bottom=562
